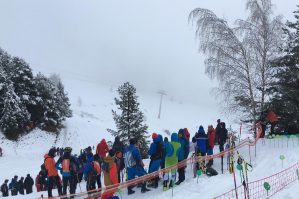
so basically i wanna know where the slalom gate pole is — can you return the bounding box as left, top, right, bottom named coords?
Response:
left=248, top=145, right=252, bottom=165
left=232, top=150, right=239, bottom=199
left=221, top=156, right=224, bottom=174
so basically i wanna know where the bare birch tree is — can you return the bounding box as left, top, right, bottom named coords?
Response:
left=189, top=0, right=283, bottom=130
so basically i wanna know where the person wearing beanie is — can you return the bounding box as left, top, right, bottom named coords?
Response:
left=152, top=133, right=158, bottom=139
left=147, top=133, right=163, bottom=188
left=44, top=148, right=62, bottom=197
left=125, top=138, right=150, bottom=195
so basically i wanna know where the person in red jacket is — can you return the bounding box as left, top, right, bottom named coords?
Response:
left=96, top=139, right=109, bottom=160
left=101, top=149, right=118, bottom=199
left=44, top=148, right=62, bottom=197
left=207, top=125, right=216, bottom=168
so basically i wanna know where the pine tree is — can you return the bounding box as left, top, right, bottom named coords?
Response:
left=8, top=57, right=34, bottom=103
left=49, top=74, right=72, bottom=121
left=0, top=48, right=72, bottom=137
left=0, top=49, right=12, bottom=115
left=270, top=5, right=299, bottom=133
left=0, top=78, right=30, bottom=138
left=0, top=68, right=7, bottom=117
left=108, top=82, right=149, bottom=158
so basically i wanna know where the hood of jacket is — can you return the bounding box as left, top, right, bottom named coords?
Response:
left=171, top=133, right=179, bottom=142
left=44, top=153, right=53, bottom=159
left=158, top=134, right=163, bottom=142
left=178, top=129, right=185, bottom=140
left=104, top=155, right=114, bottom=164
left=198, top=126, right=205, bottom=135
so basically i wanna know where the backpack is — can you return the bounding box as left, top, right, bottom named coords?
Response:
left=93, top=161, right=101, bottom=175
left=62, top=159, right=71, bottom=173
left=124, top=149, right=136, bottom=168
left=151, top=142, right=163, bottom=160
left=206, top=167, right=218, bottom=177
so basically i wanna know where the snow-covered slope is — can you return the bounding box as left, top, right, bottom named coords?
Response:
left=0, top=73, right=226, bottom=183
left=1, top=75, right=299, bottom=199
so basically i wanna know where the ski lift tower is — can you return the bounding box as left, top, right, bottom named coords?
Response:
left=157, top=90, right=167, bottom=119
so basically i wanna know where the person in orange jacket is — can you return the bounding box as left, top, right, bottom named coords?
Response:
left=96, top=139, right=109, bottom=160
left=44, top=148, right=62, bottom=197
left=101, top=149, right=118, bottom=199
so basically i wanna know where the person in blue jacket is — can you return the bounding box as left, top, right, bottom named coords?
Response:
left=125, top=138, right=150, bottom=195
left=196, top=126, right=208, bottom=156
left=81, top=147, right=97, bottom=194
left=192, top=126, right=208, bottom=175
left=148, top=133, right=163, bottom=188
left=176, top=129, right=189, bottom=185
left=9, top=176, right=18, bottom=196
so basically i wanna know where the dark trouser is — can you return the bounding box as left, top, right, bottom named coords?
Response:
left=19, top=189, right=24, bottom=195
left=86, top=175, right=96, bottom=194
left=62, top=176, right=75, bottom=195
left=117, top=169, right=121, bottom=183
left=261, top=124, right=266, bottom=138
left=177, top=160, right=185, bottom=183
left=96, top=174, right=101, bottom=189
left=219, top=144, right=224, bottom=152
left=161, top=160, right=165, bottom=169
left=11, top=189, right=18, bottom=196
left=48, top=175, right=62, bottom=197
left=207, top=148, right=213, bottom=167
left=127, top=166, right=147, bottom=193
left=26, top=188, right=33, bottom=194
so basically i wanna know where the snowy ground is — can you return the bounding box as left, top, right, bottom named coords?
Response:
left=0, top=76, right=299, bottom=199
left=272, top=182, right=299, bottom=199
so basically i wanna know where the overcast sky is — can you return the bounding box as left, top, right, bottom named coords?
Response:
left=0, top=0, right=298, bottom=108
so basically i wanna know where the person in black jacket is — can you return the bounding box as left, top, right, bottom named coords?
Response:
left=1, top=179, right=9, bottom=197
left=18, top=177, right=25, bottom=195
left=24, top=174, right=34, bottom=194
left=218, top=122, right=228, bottom=153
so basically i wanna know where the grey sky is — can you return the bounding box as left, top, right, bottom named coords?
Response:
left=0, top=0, right=297, bottom=107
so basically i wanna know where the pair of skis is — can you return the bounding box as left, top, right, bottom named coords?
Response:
left=237, top=151, right=253, bottom=199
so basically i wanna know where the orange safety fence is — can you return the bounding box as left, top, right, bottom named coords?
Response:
left=39, top=123, right=263, bottom=199
left=214, top=161, right=299, bottom=199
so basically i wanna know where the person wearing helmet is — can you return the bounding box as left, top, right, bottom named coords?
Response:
left=55, top=147, right=79, bottom=197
